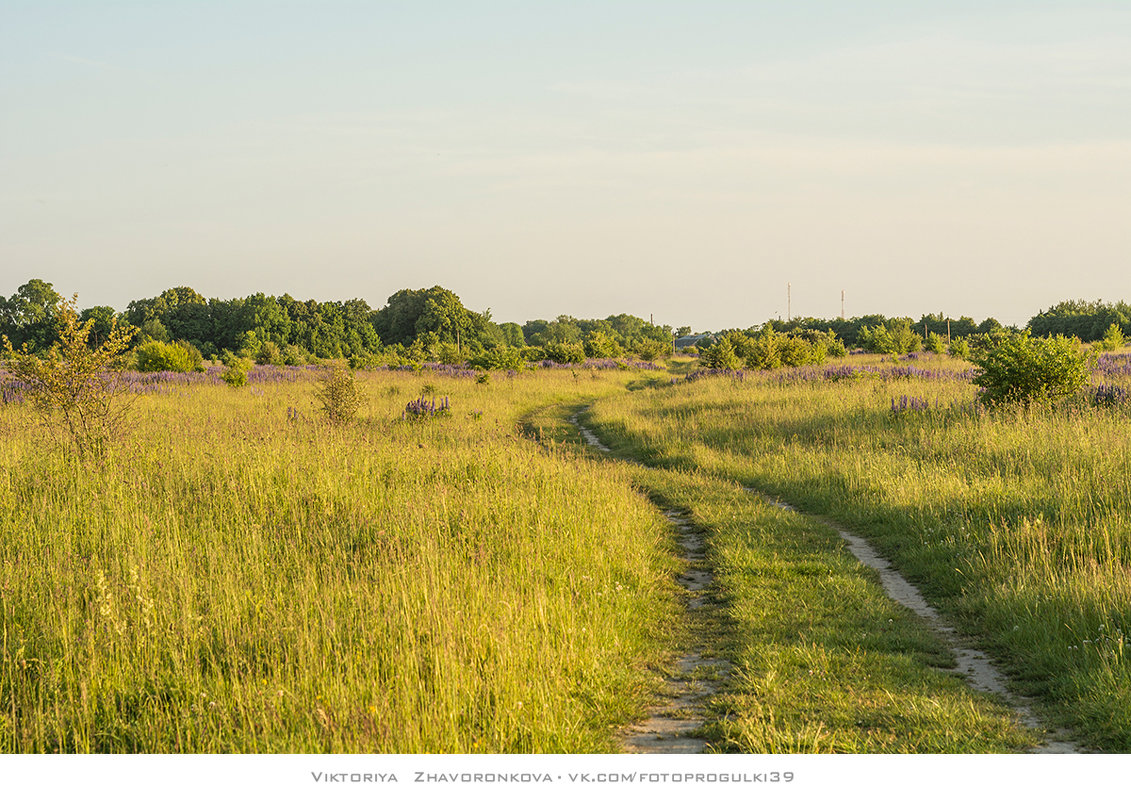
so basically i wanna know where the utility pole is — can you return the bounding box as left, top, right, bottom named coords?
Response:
left=787, top=283, right=791, bottom=322
left=841, top=290, right=845, bottom=320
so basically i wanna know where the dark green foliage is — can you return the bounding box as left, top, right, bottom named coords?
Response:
left=282, top=344, right=310, bottom=366
left=79, top=306, right=120, bottom=348
left=1028, top=299, right=1131, bottom=342
left=138, top=319, right=170, bottom=343
left=498, top=322, right=525, bottom=347
left=255, top=340, right=283, bottom=365
left=521, top=314, right=672, bottom=358
left=775, top=312, right=994, bottom=349
left=0, top=279, right=62, bottom=351
left=971, top=332, right=1095, bottom=406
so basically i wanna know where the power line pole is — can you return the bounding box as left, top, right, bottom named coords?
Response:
left=787, top=283, right=791, bottom=322
left=841, top=289, right=845, bottom=320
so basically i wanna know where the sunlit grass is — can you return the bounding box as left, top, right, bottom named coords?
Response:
left=0, top=368, right=678, bottom=753
left=589, top=351, right=1131, bottom=750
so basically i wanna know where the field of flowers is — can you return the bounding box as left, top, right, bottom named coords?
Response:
left=587, top=349, right=1131, bottom=751
left=0, top=365, right=678, bottom=752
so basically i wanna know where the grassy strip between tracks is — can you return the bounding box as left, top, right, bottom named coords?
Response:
left=586, top=354, right=1131, bottom=751
left=528, top=402, right=1035, bottom=753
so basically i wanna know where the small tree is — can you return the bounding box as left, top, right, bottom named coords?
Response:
left=699, top=337, right=742, bottom=369
left=219, top=351, right=251, bottom=387
left=1100, top=323, right=1125, bottom=352
left=971, top=332, right=1095, bottom=407
left=924, top=331, right=945, bottom=354
left=949, top=338, right=971, bottom=359
left=315, top=362, right=361, bottom=424
left=1, top=296, right=137, bottom=458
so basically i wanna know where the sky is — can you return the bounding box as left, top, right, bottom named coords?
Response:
left=2, top=1, right=1129, bottom=331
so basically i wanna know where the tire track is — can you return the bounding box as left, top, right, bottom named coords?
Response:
left=757, top=493, right=1082, bottom=754
left=572, top=414, right=725, bottom=754
left=573, top=413, right=1084, bottom=754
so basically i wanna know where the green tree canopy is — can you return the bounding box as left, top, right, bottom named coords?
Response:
left=0, top=279, right=62, bottom=351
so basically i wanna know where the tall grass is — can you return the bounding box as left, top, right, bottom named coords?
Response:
left=0, top=368, right=677, bottom=752
left=589, top=351, right=1131, bottom=750
left=612, top=465, right=1035, bottom=753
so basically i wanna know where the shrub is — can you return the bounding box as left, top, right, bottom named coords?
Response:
left=135, top=340, right=203, bottom=373
left=468, top=346, right=524, bottom=371
left=282, top=344, right=309, bottom=366
left=1100, top=323, right=1125, bottom=352
left=220, top=352, right=251, bottom=387
left=1, top=296, right=137, bottom=458
left=780, top=336, right=820, bottom=367
left=542, top=341, right=586, bottom=364
left=858, top=324, right=895, bottom=354
left=256, top=340, right=283, bottom=365
left=434, top=342, right=462, bottom=365
left=315, top=363, right=361, bottom=424
left=632, top=338, right=668, bottom=361
left=860, top=320, right=922, bottom=355
left=971, top=332, right=1095, bottom=407
left=925, top=332, right=946, bottom=354
left=700, top=337, right=742, bottom=369
left=583, top=330, right=622, bottom=359
left=949, top=338, right=971, bottom=359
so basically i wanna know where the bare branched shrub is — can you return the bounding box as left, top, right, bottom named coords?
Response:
left=1, top=296, right=137, bottom=458
left=315, top=362, right=361, bottom=424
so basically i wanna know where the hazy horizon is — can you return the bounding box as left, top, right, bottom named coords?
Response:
left=0, top=272, right=1099, bottom=333
left=3, top=2, right=1128, bottom=331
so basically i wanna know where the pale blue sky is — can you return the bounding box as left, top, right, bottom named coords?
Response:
left=2, top=1, right=1129, bottom=330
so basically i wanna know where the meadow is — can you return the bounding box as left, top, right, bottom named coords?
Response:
left=2, top=350, right=1130, bottom=752
left=587, top=351, right=1131, bottom=751
left=0, top=366, right=677, bottom=752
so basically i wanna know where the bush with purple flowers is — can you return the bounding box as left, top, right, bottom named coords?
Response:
left=402, top=395, right=450, bottom=421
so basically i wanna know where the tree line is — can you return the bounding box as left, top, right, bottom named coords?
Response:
left=0, top=279, right=676, bottom=367
left=2, top=278, right=1126, bottom=370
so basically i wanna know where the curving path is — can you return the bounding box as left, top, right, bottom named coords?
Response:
left=572, top=414, right=726, bottom=753
left=573, top=413, right=1084, bottom=754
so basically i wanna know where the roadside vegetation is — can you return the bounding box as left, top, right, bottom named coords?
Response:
left=587, top=346, right=1131, bottom=751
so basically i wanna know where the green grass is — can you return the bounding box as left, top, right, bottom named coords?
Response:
left=587, top=351, right=1131, bottom=750
left=7, top=350, right=1129, bottom=753
left=529, top=388, right=1035, bottom=754
left=0, top=368, right=679, bottom=752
